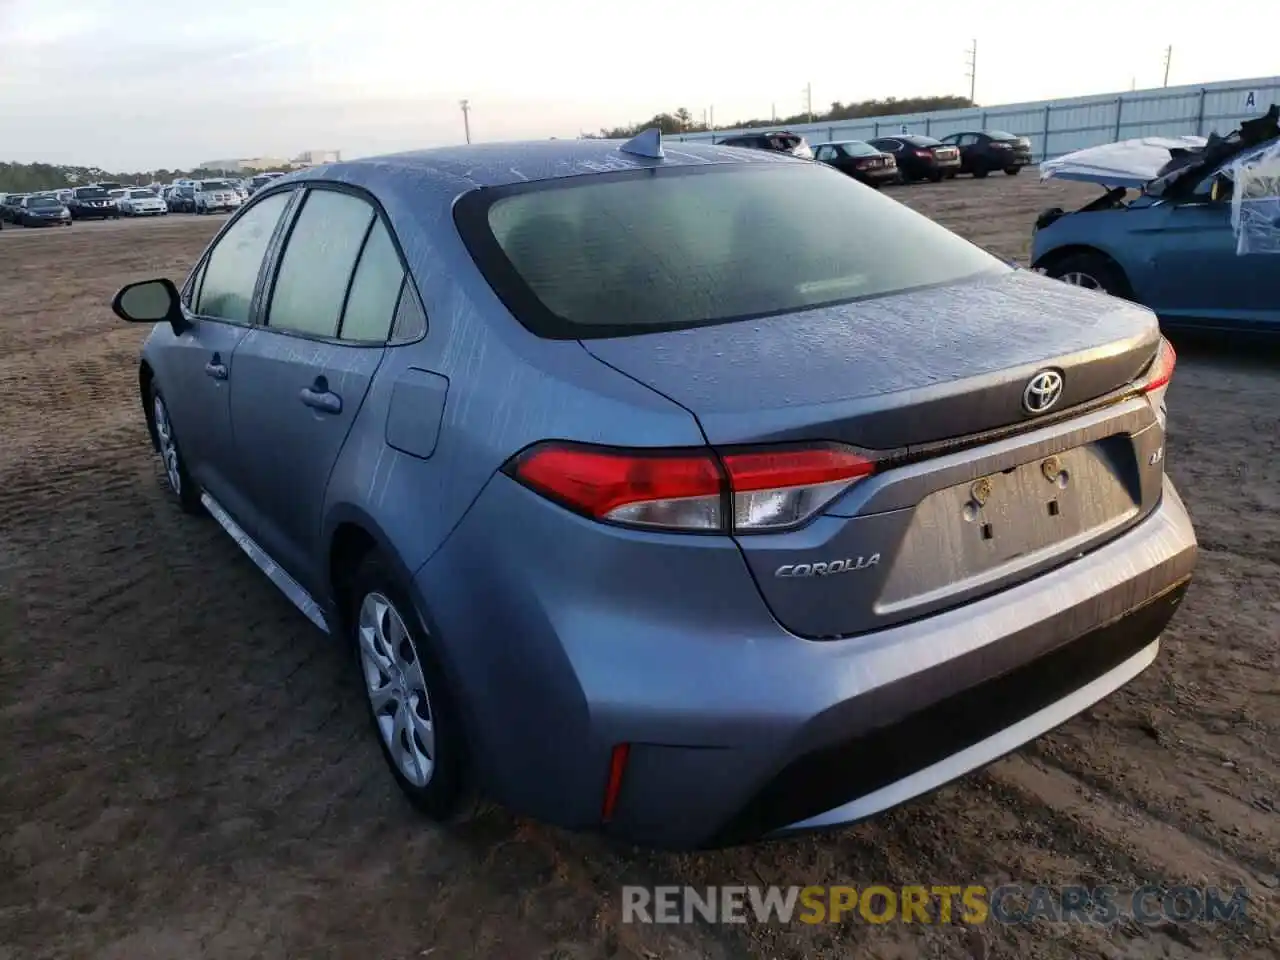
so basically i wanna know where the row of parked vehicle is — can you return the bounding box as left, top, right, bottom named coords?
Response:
left=716, top=128, right=1034, bottom=185
left=0, top=171, right=288, bottom=228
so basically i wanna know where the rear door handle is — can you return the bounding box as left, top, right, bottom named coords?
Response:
left=300, top=376, right=342, bottom=414
left=204, top=356, right=228, bottom=380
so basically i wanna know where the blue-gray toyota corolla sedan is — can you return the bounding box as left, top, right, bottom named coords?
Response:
left=112, top=134, right=1197, bottom=849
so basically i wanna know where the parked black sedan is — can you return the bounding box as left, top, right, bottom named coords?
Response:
left=67, top=185, right=119, bottom=220
left=17, top=194, right=72, bottom=226
left=812, top=140, right=899, bottom=186
left=866, top=135, right=961, bottom=182
left=937, top=130, right=1033, bottom=177
left=1, top=193, right=29, bottom=222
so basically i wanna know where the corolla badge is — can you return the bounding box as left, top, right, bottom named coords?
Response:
left=1022, top=369, right=1064, bottom=415
left=775, top=555, right=881, bottom=578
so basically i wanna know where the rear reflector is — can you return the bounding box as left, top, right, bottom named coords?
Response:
left=1138, top=337, right=1176, bottom=393
left=506, top=441, right=876, bottom=533
left=601, top=743, right=630, bottom=822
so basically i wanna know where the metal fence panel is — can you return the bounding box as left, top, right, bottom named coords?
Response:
left=669, top=76, right=1280, bottom=162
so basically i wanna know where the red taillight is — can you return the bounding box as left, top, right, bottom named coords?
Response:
left=601, top=743, right=630, bottom=822
left=507, top=441, right=876, bottom=533
left=914, top=149, right=932, bottom=158
left=1138, top=337, right=1176, bottom=393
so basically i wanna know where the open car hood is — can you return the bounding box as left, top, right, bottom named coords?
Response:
left=1038, top=136, right=1207, bottom=188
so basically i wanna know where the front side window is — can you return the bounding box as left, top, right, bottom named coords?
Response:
left=266, top=189, right=373, bottom=338
left=458, top=162, right=1007, bottom=339
left=195, top=190, right=292, bottom=322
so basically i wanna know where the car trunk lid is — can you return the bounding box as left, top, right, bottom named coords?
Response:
left=581, top=269, right=1165, bottom=638
left=580, top=269, right=1158, bottom=449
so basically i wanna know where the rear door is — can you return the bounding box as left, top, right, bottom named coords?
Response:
left=227, top=185, right=401, bottom=594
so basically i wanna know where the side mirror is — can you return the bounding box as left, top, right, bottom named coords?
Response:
left=111, top=278, right=188, bottom=334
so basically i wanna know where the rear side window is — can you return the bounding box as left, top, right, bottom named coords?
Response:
left=341, top=218, right=405, bottom=342
left=266, top=189, right=373, bottom=338
left=196, top=191, right=291, bottom=322
left=456, top=163, right=1006, bottom=339
left=390, top=282, right=427, bottom=342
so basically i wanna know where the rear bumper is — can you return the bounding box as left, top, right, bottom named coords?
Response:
left=415, top=474, right=1196, bottom=849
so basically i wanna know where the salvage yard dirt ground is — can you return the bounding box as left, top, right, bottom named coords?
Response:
left=1, top=175, right=1277, bottom=960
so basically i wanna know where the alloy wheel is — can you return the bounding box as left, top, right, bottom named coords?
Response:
left=358, top=592, right=436, bottom=787
left=1061, top=271, right=1102, bottom=290
left=153, top=396, right=182, bottom=496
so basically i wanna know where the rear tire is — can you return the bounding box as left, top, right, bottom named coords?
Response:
left=1005, top=166, right=1021, bottom=176
left=928, top=171, right=943, bottom=183
left=1043, top=252, right=1132, bottom=299
left=972, top=166, right=990, bottom=179
left=347, top=553, right=474, bottom=821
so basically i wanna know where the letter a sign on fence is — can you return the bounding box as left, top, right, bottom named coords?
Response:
left=1245, top=91, right=1256, bottom=109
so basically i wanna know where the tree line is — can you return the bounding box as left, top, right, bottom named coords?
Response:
left=0, top=162, right=294, bottom=194
left=590, top=95, right=974, bottom=139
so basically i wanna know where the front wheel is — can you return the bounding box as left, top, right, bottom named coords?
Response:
left=349, top=554, right=472, bottom=820
left=149, top=385, right=203, bottom=514
left=1043, top=252, right=1131, bottom=299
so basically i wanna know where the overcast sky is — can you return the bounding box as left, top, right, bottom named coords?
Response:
left=1, top=0, right=1276, bottom=171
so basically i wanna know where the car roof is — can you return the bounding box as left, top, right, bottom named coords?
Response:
left=290, top=137, right=802, bottom=198
left=823, top=140, right=875, bottom=147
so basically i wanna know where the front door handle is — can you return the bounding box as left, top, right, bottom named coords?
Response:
left=300, top=376, right=342, bottom=414
left=205, top=355, right=228, bottom=380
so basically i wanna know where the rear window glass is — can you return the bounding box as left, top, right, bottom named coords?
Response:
left=903, top=135, right=941, bottom=146
left=457, top=163, right=1006, bottom=339
left=840, top=142, right=879, bottom=157
left=29, top=197, right=61, bottom=207
left=74, top=188, right=107, bottom=198
left=987, top=131, right=1018, bottom=141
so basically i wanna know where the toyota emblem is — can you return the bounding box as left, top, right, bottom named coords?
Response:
left=1022, top=370, right=1064, bottom=415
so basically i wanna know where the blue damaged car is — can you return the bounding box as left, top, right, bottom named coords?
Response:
left=1032, top=105, right=1280, bottom=334
left=110, top=130, right=1196, bottom=849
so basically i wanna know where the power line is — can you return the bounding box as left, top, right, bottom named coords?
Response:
left=1162, top=45, right=1172, bottom=87
left=459, top=99, right=472, bottom=145
left=965, top=39, right=978, bottom=103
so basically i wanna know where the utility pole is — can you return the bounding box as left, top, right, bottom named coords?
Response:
left=459, top=99, right=472, bottom=144
left=709, top=106, right=714, bottom=131
left=1162, top=45, right=1172, bottom=87
left=772, top=102, right=776, bottom=122
left=965, top=39, right=977, bottom=103
left=803, top=83, right=813, bottom=123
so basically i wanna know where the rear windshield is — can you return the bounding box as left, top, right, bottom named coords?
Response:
left=455, top=163, right=1006, bottom=339
left=28, top=197, right=61, bottom=207
left=987, top=131, right=1019, bottom=141
left=74, top=187, right=108, bottom=198
left=202, top=180, right=233, bottom=189
left=840, top=142, right=880, bottom=157
left=129, top=190, right=154, bottom=199
left=904, top=135, right=942, bottom=146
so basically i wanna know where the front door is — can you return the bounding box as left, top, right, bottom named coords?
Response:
left=228, top=186, right=403, bottom=595
left=163, top=189, right=295, bottom=520
left=1147, top=179, right=1280, bottom=329
left=159, top=316, right=250, bottom=514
